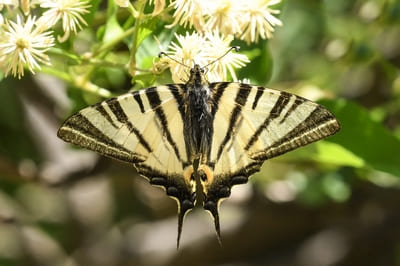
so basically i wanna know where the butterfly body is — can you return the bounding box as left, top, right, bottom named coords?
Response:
left=58, top=65, right=340, bottom=247
left=183, top=64, right=213, bottom=163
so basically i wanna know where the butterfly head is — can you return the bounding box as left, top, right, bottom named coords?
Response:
left=159, top=47, right=240, bottom=86
left=186, top=64, right=209, bottom=88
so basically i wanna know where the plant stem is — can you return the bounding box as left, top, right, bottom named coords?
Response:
left=128, top=0, right=146, bottom=77
left=40, top=66, right=72, bottom=82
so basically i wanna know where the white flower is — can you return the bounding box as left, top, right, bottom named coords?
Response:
left=0, top=0, right=19, bottom=7
left=203, top=31, right=249, bottom=82
left=168, top=0, right=282, bottom=44
left=239, top=0, right=282, bottom=44
left=163, top=32, right=207, bottom=83
left=161, top=31, right=249, bottom=83
left=167, top=0, right=206, bottom=31
left=0, top=16, right=54, bottom=78
left=203, top=0, right=243, bottom=36
left=37, top=0, right=90, bottom=42
left=0, top=0, right=41, bottom=14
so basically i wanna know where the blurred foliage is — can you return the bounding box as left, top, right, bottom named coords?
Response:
left=0, top=0, right=400, bottom=266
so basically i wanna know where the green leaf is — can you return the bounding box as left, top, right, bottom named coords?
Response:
left=132, top=73, right=156, bottom=89
left=281, top=140, right=365, bottom=168
left=83, top=0, right=101, bottom=25
left=102, top=1, right=124, bottom=43
left=136, top=28, right=176, bottom=69
left=321, top=99, right=400, bottom=177
left=314, top=141, right=364, bottom=167
left=136, top=17, right=158, bottom=47
left=238, top=41, right=273, bottom=84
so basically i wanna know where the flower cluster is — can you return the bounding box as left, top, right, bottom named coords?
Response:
left=169, top=0, right=282, bottom=44
left=154, top=31, right=249, bottom=83
left=0, top=0, right=283, bottom=81
left=143, top=0, right=281, bottom=82
left=37, top=0, right=90, bottom=42
left=0, top=16, right=54, bottom=78
left=0, top=0, right=90, bottom=78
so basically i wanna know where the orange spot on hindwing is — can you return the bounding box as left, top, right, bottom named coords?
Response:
left=198, top=164, right=214, bottom=192
left=183, top=165, right=196, bottom=193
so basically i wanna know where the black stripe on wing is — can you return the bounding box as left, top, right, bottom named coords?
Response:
left=145, top=87, right=183, bottom=162
left=252, top=86, right=264, bottom=110
left=133, top=92, right=145, bottom=113
left=210, top=82, right=229, bottom=117
left=57, top=113, right=145, bottom=163
left=94, top=104, right=118, bottom=129
left=106, top=99, right=153, bottom=153
left=279, top=96, right=306, bottom=124
left=252, top=105, right=340, bottom=161
left=245, top=91, right=292, bottom=150
left=205, top=82, right=230, bottom=162
left=215, top=84, right=251, bottom=161
left=167, top=84, right=186, bottom=119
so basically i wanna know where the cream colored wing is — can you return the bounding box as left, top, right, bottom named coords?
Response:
left=199, top=82, right=340, bottom=236
left=57, top=85, right=196, bottom=246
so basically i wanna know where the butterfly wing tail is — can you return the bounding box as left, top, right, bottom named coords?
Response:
left=176, top=198, right=195, bottom=249
left=204, top=200, right=222, bottom=246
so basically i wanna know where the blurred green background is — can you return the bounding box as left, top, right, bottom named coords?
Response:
left=1, top=0, right=400, bottom=265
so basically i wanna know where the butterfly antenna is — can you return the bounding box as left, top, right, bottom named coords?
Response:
left=159, top=52, right=191, bottom=69
left=202, top=46, right=240, bottom=69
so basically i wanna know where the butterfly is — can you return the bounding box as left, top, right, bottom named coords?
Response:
left=57, top=50, right=340, bottom=248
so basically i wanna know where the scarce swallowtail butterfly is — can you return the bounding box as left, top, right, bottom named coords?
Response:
left=57, top=49, right=340, bottom=248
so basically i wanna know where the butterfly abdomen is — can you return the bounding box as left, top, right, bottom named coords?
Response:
left=182, top=64, right=214, bottom=163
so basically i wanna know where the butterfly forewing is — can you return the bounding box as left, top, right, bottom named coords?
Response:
left=200, top=82, right=340, bottom=205
left=57, top=85, right=196, bottom=221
